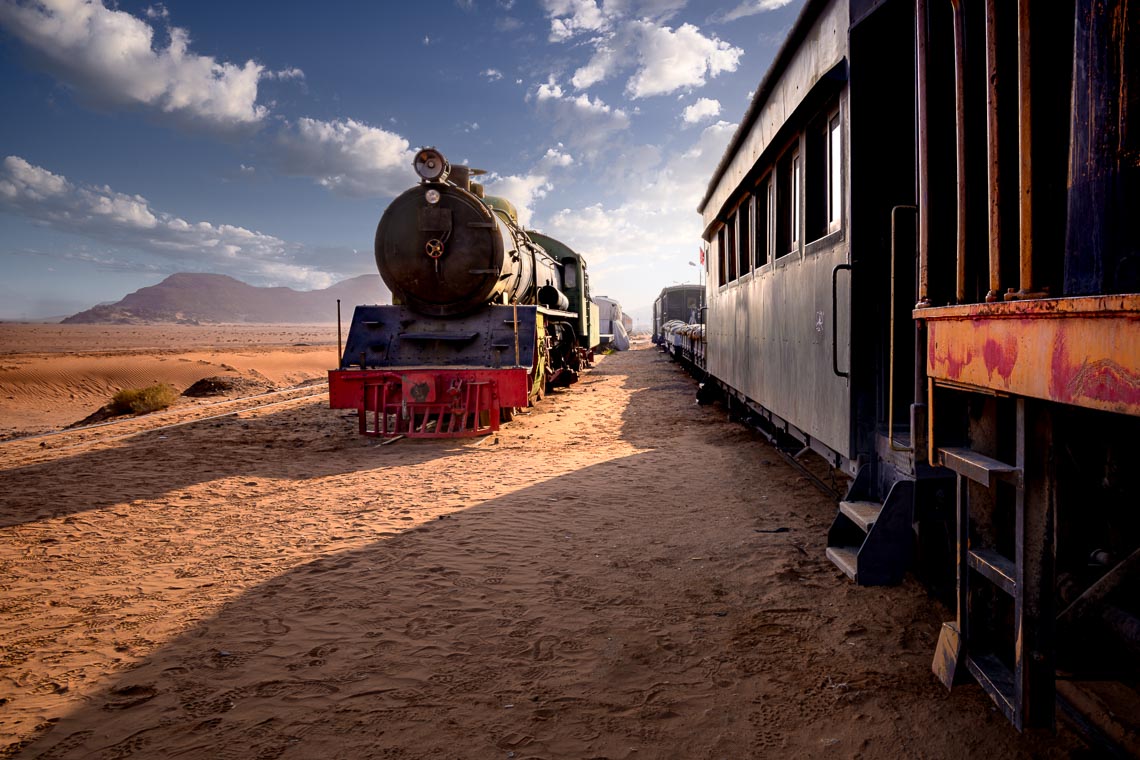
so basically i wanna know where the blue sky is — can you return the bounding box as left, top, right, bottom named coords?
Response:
left=0, top=0, right=803, bottom=320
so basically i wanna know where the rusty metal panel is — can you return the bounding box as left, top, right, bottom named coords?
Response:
left=708, top=240, right=852, bottom=458
left=922, top=295, right=1140, bottom=415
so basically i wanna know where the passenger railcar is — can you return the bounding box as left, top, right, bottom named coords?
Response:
left=329, top=148, right=599, bottom=438
left=651, top=284, right=703, bottom=346
left=697, top=0, right=1138, bottom=740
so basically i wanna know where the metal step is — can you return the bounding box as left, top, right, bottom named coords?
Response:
left=968, top=548, right=1017, bottom=596
left=826, top=546, right=859, bottom=581
left=939, top=446, right=1021, bottom=487
left=839, top=500, right=882, bottom=532
left=967, top=652, right=1018, bottom=727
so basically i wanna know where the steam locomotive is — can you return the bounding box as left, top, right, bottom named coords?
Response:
left=328, top=148, right=600, bottom=437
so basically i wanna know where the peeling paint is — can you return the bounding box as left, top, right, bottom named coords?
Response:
left=982, top=336, right=1018, bottom=386
left=925, top=296, right=1139, bottom=416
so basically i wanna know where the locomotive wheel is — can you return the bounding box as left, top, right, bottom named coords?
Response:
left=500, top=406, right=515, bottom=423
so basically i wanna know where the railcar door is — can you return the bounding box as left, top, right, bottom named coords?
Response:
left=848, top=0, right=919, bottom=463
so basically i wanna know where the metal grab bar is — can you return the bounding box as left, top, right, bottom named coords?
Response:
left=832, top=263, right=852, bottom=379
left=890, top=206, right=918, bottom=451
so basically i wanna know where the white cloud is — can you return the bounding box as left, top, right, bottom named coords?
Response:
left=624, top=21, right=742, bottom=98
left=0, top=156, right=333, bottom=287
left=482, top=173, right=553, bottom=228
left=716, top=0, right=798, bottom=22
left=531, top=78, right=630, bottom=154
left=266, top=66, right=305, bottom=81
left=682, top=97, right=721, bottom=124
left=271, top=117, right=416, bottom=197
left=540, top=145, right=574, bottom=168
left=0, top=0, right=268, bottom=130
left=545, top=4, right=743, bottom=99
left=570, top=44, right=619, bottom=90
left=536, top=120, right=735, bottom=280
left=543, top=0, right=607, bottom=41
left=482, top=68, right=503, bottom=81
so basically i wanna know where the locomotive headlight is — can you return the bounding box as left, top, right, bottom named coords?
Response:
left=413, top=148, right=449, bottom=182
left=424, top=188, right=441, bottom=205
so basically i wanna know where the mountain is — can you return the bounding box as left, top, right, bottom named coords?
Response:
left=62, top=273, right=390, bottom=324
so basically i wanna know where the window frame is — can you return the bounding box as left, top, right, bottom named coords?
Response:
left=737, top=195, right=752, bottom=279
left=827, top=107, right=843, bottom=234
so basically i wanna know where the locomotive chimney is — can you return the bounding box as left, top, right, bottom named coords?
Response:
left=449, top=164, right=471, bottom=191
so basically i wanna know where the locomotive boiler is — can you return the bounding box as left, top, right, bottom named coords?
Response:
left=328, top=148, right=599, bottom=437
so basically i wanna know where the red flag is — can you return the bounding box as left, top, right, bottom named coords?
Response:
left=699, top=246, right=705, bottom=265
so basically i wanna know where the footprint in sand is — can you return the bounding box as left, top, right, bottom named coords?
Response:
left=262, top=617, right=290, bottom=635
left=102, top=683, right=158, bottom=710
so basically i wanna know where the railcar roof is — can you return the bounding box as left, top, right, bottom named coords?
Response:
left=697, top=0, right=830, bottom=215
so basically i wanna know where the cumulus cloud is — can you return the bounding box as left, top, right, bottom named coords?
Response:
left=543, top=0, right=607, bottom=41
left=0, top=0, right=269, bottom=130
left=265, top=66, right=305, bottom=81
left=0, top=156, right=334, bottom=287
left=714, top=0, right=798, bottom=23
left=531, top=78, right=630, bottom=154
left=539, top=145, right=574, bottom=169
left=624, top=21, right=742, bottom=97
left=271, top=117, right=416, bottom=197
left=537, top=120, right=736, bottom=275
left=482, top=173, right=553, bottom=228
left=481, top=68, right=503, bottom=81
left=682, top=97, right=721, bottom=124
left=545, top=3, right=742, bottom=99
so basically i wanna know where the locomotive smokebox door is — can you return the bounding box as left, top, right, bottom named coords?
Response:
left=419, top=207, right=452, bottom=234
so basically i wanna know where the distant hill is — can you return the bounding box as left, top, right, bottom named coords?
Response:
left=63, top=273, right=390, bottom=324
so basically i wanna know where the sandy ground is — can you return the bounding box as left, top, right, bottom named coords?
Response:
left=0, top=325, right=337, bottom=438
left=0, top=338, right=1088, bottom=758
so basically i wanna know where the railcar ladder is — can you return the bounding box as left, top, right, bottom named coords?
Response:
left=932, top=398, right=1054, bottom=731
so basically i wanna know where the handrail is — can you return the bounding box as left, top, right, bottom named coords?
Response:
left=832, top=263, right=852, bottom=379
left=890, top=206, right=918, bottom=451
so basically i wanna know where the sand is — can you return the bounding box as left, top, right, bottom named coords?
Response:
left=0, top=329, right=1086, bottom=758
left=0, top=325, right=338, bottom=438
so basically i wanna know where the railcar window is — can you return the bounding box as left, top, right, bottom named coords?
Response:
left=738, top=197, right=751, bottom=277
left=806, top=123, right=826, bottom=242
left=727, top=212, right=738, bottom=281
left=754, top=178, right=769, bottom=269
left=828, top=111, right=842, bottom=232
left=776, top=152, right=792, bottom=258
left=717, top=226, right=727, bottom=287
left=563, top=263, right=577, bottom=288
left=792, top=151, right=801, bottom=253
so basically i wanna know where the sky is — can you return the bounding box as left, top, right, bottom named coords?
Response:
left=0, top=0, right=804, bottom=320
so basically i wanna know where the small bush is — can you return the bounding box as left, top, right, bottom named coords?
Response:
left=110, top=383, right=178, bottom=415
